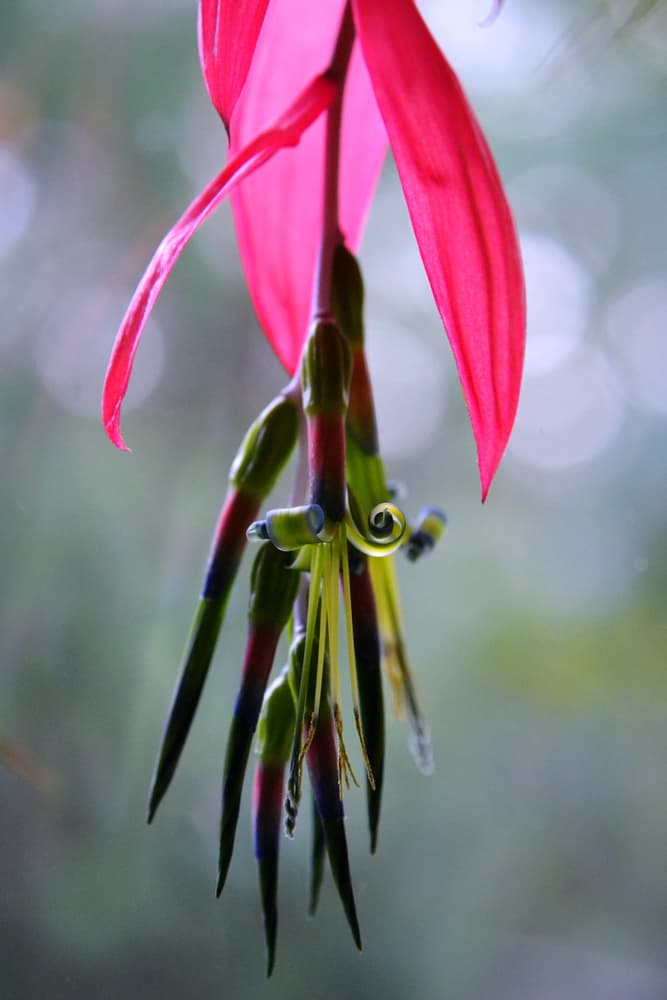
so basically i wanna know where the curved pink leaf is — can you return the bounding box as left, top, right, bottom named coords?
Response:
left=198, top=0, right=270, bottom=130
left=353, top=0, right=526, bottom=499
left=229, top=0, right=387, bottom=375
left=102, top=74, right=336, bottom=450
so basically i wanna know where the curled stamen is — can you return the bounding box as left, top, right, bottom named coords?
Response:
left=369, top=506, right=394, bottom=538
left=368, top=503, right=406, bottom=544
left=345, top=501, right=407, bottom=557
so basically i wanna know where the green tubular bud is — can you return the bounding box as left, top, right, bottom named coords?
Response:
left=256, top=671, right=295, bottom=767
left=331, top=244, right=365, bottom=348
left=301, top=319, right=352, bottom=417
left=230, top=394, right=299, bottom=497
left=248, top=505, right=324, bottom=552
left=249, top=543, right=300, bottom=627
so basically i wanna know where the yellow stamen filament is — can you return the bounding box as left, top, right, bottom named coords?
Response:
left=369, top=557, right=406, bottom=716
left=289, top=543, right=323, bottom=802
left=370, top=556, right=421, bottom=716
left=326, top=535, right=342, bottom=711
left=298, top=557, right=329, bottom=777
left=369, top=555, right=434, bottom=774
left=334, top=703, right=358, bottom=792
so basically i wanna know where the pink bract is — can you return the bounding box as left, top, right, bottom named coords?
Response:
left=352, top=0, right=525, bottom=497
left=198, top=0, right=271, bottom=130
left=104, top=0, right=526, bottom=497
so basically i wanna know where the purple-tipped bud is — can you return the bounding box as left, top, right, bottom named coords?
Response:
left=147, top=393, right=298, bottom=823
left=348, top=549, right=385, bottom=853
left=217, top=546, right=299, bottom=895
left=148, top=487, right=259, bottom=823
left=309, top=799, right=326, bottom=916
left=253, top=763, right=283, bottom=977
left=253, top=670, right=295, bottom=976
left=306, top=706, right=362, bottom=950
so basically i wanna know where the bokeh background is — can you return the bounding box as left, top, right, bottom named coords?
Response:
left=2, top=1, right=666, bottom=997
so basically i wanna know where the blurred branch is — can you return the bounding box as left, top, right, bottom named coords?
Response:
left=0, top=735, right=62, bottom=797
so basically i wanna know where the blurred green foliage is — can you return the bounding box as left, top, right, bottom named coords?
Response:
left=1, top=1, right=666, bottom=998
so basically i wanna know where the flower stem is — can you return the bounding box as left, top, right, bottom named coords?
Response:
left=312, top=2, right=356, bottom=318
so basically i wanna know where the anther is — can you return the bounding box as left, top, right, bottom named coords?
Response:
left=247, top=504, right=325, bottom=550
left=406, top=507, right=447, bottom=562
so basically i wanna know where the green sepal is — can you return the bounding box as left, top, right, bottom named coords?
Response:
left=331, top=244, right=365, bottom=348
left=256, top=670, right=296, bottom=767
left=301, top=319, right=352, bottom=417
left=249, top=543, right=300, bottom=628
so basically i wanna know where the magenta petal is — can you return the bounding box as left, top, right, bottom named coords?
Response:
left=102, top=74, right=336, bottom=450
left=230, top=0, right=387, bottom=374
left=198, top=0, right=270, bottom=130
left=353, top=0, right=526, bottom=498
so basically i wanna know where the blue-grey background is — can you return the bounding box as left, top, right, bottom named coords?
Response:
left=2, top=1, right=666, bottom=997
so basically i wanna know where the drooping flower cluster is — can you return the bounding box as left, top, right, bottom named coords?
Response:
left=103, top=0, right=525, bottom=975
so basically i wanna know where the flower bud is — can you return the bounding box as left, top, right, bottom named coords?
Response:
left=217, top=545, right=299, bottom=896
left=348, top=550, right=384, bottom=853
left=306, top=710, right=362, bottom=951
left=252, top=761, right=283, bottom=978
left=148, top=394, right=298, bottom=824
left=252, top=670, right=295, bottom=978
left=230, top=393, right=299, bottom=497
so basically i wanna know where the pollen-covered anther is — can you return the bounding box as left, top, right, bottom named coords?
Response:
left=353, top=707, right=376, bottom=791
left=333, top=703, right=359, bottom=793
left=406, top=506, right=447, bottom=562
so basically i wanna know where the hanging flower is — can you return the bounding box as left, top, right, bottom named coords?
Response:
left=102, top=0, right=526, bottom=974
